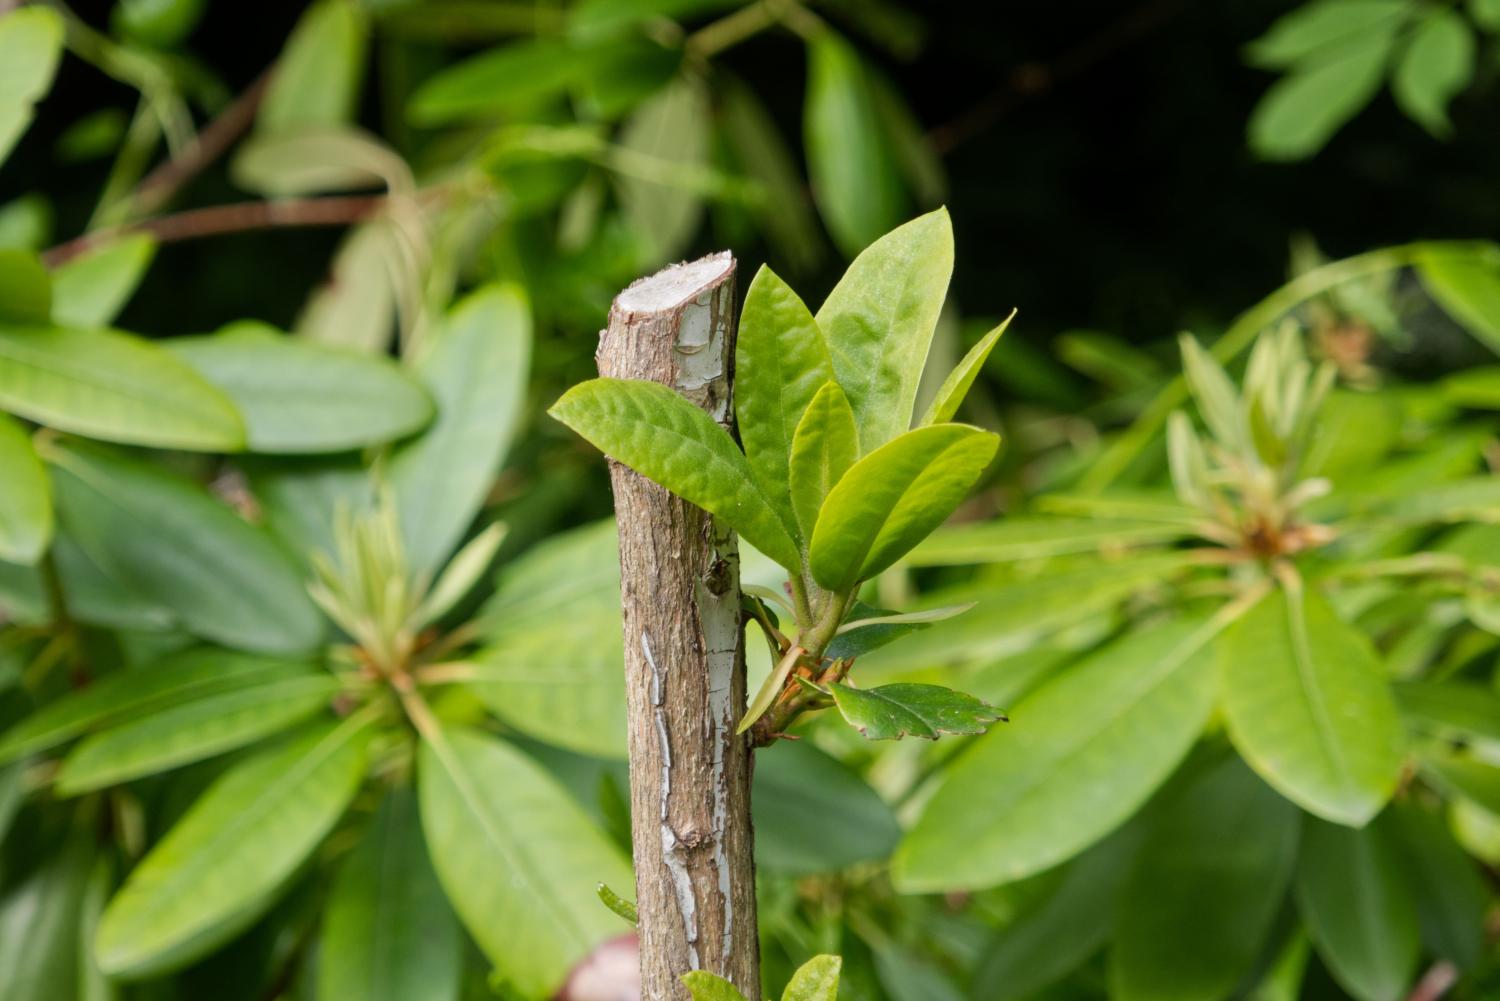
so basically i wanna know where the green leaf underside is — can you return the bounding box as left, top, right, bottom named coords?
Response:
left=894, top=616, right=1220, bottom=891
left=830, top=683, right=1003, bottom=740
left=810, top=423, right=996, bottom=590
left=1218, top=584, right=1404, bottom=826
left=55, top=674, right=338, bottom=794
left=0, top=325, right=244, bottom=451
left=549, top=377, right=800, bottom=569
left=920, top=310, right=1013, bottom=425
left=906, top=515, right=1189, bottom=566
left=736, top=265, right=834, bottom=534
left=417, top=727, right=633, bottom=999
left=816, top=208, right=953, bottom=452
left=0, top=411, right=51, bottom=563
left=95, top=718, right=373, bottom=978
left=787, top=380, right=858, bottom=539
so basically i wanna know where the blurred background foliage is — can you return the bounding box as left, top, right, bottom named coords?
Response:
left=4, top=1, right=1500, bottom=1000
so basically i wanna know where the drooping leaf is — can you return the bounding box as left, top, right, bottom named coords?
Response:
left=0, top=411, right=50, bottom=563
left=1110, top=756, right=1300, bottom=1001
left=389, top=284, right=531, bottom=572
left=95, top=718, right=373, bottom=978
left=1247, top=32, right=1393, bottom=161
left=1244, top=0, right=1410, bottom=68
left=1218, top=583, right=1405, bottom=826
left=166, top=323, right=432, bottom=454
left=809, top=423, right=998, bottom=590
left=787, top=380, right=858, bottom=541
left=905, top=516, right=1189, bottom=567
left=1418, top=250, right=1500, bottom=355
left=615, top=75, right=710, bottom=266
left=319, top=788, right=462, bottom=1001
left=829, top=682, right=1003, bottom=741
left=803, top=33, right=906, bottom=257
left=55, top=673, right=338, bottom=795
left=49, top=234, right=156, bottom=328
left=1392, top=9, right=1474, bottom=138
left=816, top=208, right=953, bottom=452
left=47, top=442, right=325, bottom=655
left=681, top=971, right=749, bottom=1001
left=735, top=266, right=833, bottom=532
left=0, top=325, right=244, bottom=451
left=893, top=617, right=1219, bottom=891
left=417, top=727, right=633, bottom=999
left=822, top=599, right=950, bottom=660
left=918, top=311, right=1013, bottom=426
left=1296, top=818, right=1420, bottom=1001
left=752, top=739, right=900, bottom=875
left=782, top=955, right=842, bottom=1001
left=0, top=248, right=50, bottom=322
left=549, top=377, right=801, bottom=570
left=258, top=0, right=368, bottom=132
left=0, top=7, right=65, bottom=167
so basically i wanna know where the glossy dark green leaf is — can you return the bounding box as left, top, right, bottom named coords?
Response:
left=0, top=7, right=65, bottom=166
left=1296, top=818, right=1420, bottom=1001
left=319, top=788, right=461, bottom=1001
left=258, top=0, right=368, bottom=132
left=1110, top=756, right=1300, bottom=1001
left=0, top=325, right=244, bottom=451
left=49, top=234, right=156, bottom=328
left=48, top=443, right=324, bottom=654
left=787, top=380, right=857, bottom=540
left=823, top=600, right=935, bottom=661
left=95, top=718, right=373, bottom=978
left=829, top=682, right=1003, bottom=741
left=166, top=323, right=433, bottom=454
left=752, top=740, right=900, bottom=875
left=0, top=411, right=50, bottom=563
left=0, top=248, right=50, bottom=322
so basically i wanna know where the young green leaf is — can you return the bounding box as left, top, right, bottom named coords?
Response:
left=257, top=0, right=368, bottom=132
left=0, top=7, right=65, bottom=167
left=787, top=380, right=857, bottom=538
left=816, top=208, right=953, bottom=452
left=1247, top=32, right=1392, bottom=161
left=736, top=266, right=834, bottom=532
left=318, top=789, right=462, bottom=1001
left=95, top=717, right=373, bottom=978
left=549, top=377, right=800, bottom=570
left=829, top=682, right=1003, bottom=741
left=0, top=412, right=50, bottom=564
left=1219, top=582, right=1404, bottom=826
left=822, top=599, right=950, bottom=660
left=918, top=310, right=1013, bottom=426
left=1392, top=9, right=1474, bottom=138
left=783, top=955, right=842, bottom=1001
left=417, top=726, right=634, bottom=999
left=1178, top=334, right=1244, bottom=450
left=681, top=971, right=749, bottom=1001
left=49, top=234, right=156, bottom=328
left=0, top=325, right=245, bottom=451
left=808, top=423, right=997, bottom=591
left=413, top=522, right=507, bottom=629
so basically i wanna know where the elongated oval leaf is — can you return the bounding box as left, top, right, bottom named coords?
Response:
left=809, top=423, right=997, bottom=590
left=258, top=0, right=368, bottom=132
left=1247, top=33, right=1392, bottom=161
left=166, top=323, right=433, bottom=453
left=906, top=516, right=1188, bottom=567
left=919, top=311, right=1013, bottom=425
left=0, top=325, right=244, bottom=451
left=893, top=617, right=1219, bottom=891
left=788, top=380, right=857, bottom=539
left=55, top=673, right=338, bottom=795
left=1392, top=9, right=1473, bottom=137
left=549, top=377, right=800, bottom=570
left=616, top=75, right=709, bottom=266
left=682, top=971, right=748, bottom=1001
left=47, top=443, right=324, bottom=654
left=49, top=234, right=156, bottom=328
left=752, top=739, right=900, bottom=875
left=408, top=39, right=596, bottom=125
left=1385, top=804, right=1490, bottom=970
left=319, top=788, right=461, bottom=1001
left=417, top=727, right=633, bottom=999
left=783, top=955, right=841, bottom=1001
left=0, top=7, right=65, bottom=166
left=0, top=248, right=50, bottom=322
left=95, top=718, right=372, bottom=978
left=735, top=265, right=833, bottom=532
left=0, top=411, right=50, bottom=563
left=1245, top=0, right=1409, bottom=68
left=1109, top=755, right=1300, bottom=1001
left=816, top=208, right=952, bottom=452
left=0, top=826, right=93, bottom=1001
left=390, top=285, right=531, bottom=572
left=1219, top=583, right=1404, bottom=826
left=1296, top=818, right=1420, bottom=1001
left=829, top=682, right=1003, bottom=741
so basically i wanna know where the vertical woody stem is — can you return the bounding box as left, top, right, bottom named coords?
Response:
left=596, top=253, right=760, bottom=1000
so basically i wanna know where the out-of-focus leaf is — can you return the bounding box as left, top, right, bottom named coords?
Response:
left=568, top=0, right=737, bottom=38
left=258, top=0, right=368, bottom=132
left=1296, top=818, right=1420, bottom=1001
left=319, top=788, right=461, bottom=1001
left=615, top=75, right=710, bottom=267
left=295, top=222, right=402, bottom=354
left=54, top=108, right=126, bottom=165
left=919, top=312, right=1012, bottom=426
left=244, top=455, right=375, bottom=574
left=804, top=33, right=906, bottom=256
left=906, top=515, right=1187, bottom=566
left=480, top=519, right=619, bottom=625
left=49, top=235, right=157, bottom=328
left=1219, top=583, right=1404, bottom=826
left=95, top=718, right=373, bottom=978
left=1368, top=477, right=1500, bottom=524
left=1442, top=365, right=1500, bottom=408
left=894, top=617, right=1219, bottom=891
left=1418, top=250, right=1500, bottom=356
left=408, top=38, right=597, bottom=125
left=1392, top=9, right=1473, bottom=138
left=1245, top=0, right=1409, bottom=68
left=414, top=523, right=506, bottom=628
left=47, top=443, right=324, bottom=654
left=1247, top=33, right=1392, bottom=161
left=166, top=322, right=433, bottom=453
left=783, top=955, right=841, bottom=1001
left=0, top=193, right=52, bottom=250
left=0, top=8, right=65, bottom=167
left=1110, top=756, right=1300, bottom=1001
left=788, top=380, right=857, bottom=539
left=0, top=325, right=244, bottom=451
left=417, top=726, right=633, bottom=999
left=1301, top=389, right=1400, bottom=480
left=1394, top=678, right=1500, bottom=746
left=829, top=682, right=1003, bottom=741
left=720, top=78, right=824, bottom=274
left=0, top=411, right=50, bottom=563
left=867, top=67, right=945, bottom=206
left=1386, top=805, right=1489, bottom=971
left=0, top=825, right=93, bottom=1001
left=55, top=674, right=338, bottom=795
left=0, top=248, right=50, bottom=322
left=233, top=128, right=410, bottom=197
left=112, top=0, right=206, bottom=48
left=752, top=739, right=899, bottom=875
left=389, top=284, right=531, bottom=572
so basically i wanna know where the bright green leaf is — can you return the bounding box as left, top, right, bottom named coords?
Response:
left=787, top=380, right=857, bottom=540
left=0, top=248, right=50, bottom=322
left=829, top=682, right=1003, bottom=741
left=0, top=8, right=65, bottom=167
left=414, top=523, right=506, bottom=629
left=1472, top=0, right=1500, bottom=29
left=919, top=311, right=1012, bottom=425
left=681, top=971, right=748, bottom=1001
left=1392, top=10, right=1473, bottom=138
left=1247, top=33, right=1392, bottom=161
left=258, top=0, right=368, bottom=132
left=49, top=234, right=156, bottom=328
left=408, top=39, right=597, bottom=125
left=1419, top=251, right=1500, bottom=356
left=1245, top=0, right=1410, bottom=68
left=783, top=955, right=841, bottom=1001
left=0, top=411, right=50, bottom=563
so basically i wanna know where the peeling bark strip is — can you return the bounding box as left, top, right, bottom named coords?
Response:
left=597, top=253, right=759, bottom=1000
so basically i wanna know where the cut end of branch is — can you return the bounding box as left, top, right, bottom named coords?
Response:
left=612, top=251, right=734, bottom=317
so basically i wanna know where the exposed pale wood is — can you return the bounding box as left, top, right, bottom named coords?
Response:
left=597, top=252, right=759, bottom=1000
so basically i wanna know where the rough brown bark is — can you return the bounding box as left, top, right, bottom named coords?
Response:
left=597, top=253, right=759, bottom=1001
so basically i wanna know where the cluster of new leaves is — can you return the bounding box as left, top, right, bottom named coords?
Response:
left=552, top=209, right=1008, bottom=744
